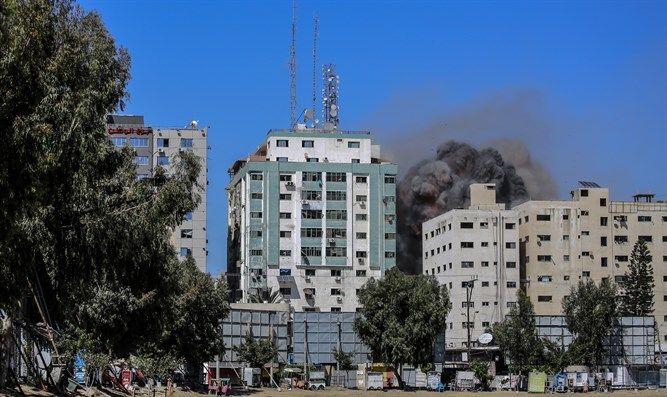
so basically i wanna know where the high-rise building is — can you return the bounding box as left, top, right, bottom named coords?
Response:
left=107, top=115, right=208, bottom=272
left=226, top=127, right=397, bottom=311
left=514, top=182, right=667, bottom=347
left=422, top=183, right=520, bottom=350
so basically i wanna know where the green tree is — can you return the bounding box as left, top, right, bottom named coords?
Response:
left=248, top=287, right=284, bottom=304
left=354, top=268, right=450, bottom=387
left=620, top=239, right=654, bottom=316
left=562, top=279, right=618, bottom=368
left=233, top=333, right=278, bottom=369
left=469, top=360, right=492, bottom=391
left=0, top=0, right=228, bottom=376
left=493, top=289, right=545, bottom=377
left=332, top=347, right=355, bottom=370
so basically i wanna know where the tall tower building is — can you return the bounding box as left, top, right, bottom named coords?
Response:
left=107, top=115, right=208, bottom=272
left=226, top=127, right=397, bottom=311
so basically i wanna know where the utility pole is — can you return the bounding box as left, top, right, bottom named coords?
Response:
left=465, top=279, right=475, bottom=361
left=337, top=318, right=342, bottom=371
left=303, top=318, right=309, bottom=382
left=289, top=0, right=297, bottom=128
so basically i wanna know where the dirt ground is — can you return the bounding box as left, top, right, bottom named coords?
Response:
left=4, top=386, right=667, bottom=397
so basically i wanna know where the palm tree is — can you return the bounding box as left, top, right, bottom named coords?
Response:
left=248, top=287, right=284, bottom=304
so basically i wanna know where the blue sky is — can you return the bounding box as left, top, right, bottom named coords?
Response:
left=80, top=0, right=667, bottom=276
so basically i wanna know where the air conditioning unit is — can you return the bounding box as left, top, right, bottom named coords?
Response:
left=158, top=148, right=165, bottom=154
left=328, top=238, right=336, bottom=245
left=286, top=181, right=295, bottom=187
left=336, top=296, right=343, bottom=303
left=358, top=258, right=365, bottom=265
left=305, top=276, right=311, bottom=282
left=335, top=276, right=342, bottom=282
left=359, top=202, right=366, bottom=209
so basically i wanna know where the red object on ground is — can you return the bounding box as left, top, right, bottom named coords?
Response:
left=121, top=369, right=132, bottom=387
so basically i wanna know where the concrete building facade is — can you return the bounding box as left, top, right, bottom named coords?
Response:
left=514, top=182, right=667, bottom=348
left=107, top=115, right=208, bottom=272
left=422, top=184, right=520, bottom=350
left=227, top=128, right=397, bottom=311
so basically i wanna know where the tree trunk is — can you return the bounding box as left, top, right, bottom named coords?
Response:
left=393, top=363, right=403, bottom=389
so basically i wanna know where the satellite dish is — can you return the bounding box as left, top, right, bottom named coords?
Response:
left=478, top=333, right=493, bottom=345
left=323, top=122, right=335, bottom=131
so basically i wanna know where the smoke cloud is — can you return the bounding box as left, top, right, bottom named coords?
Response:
left=362, top=88, right=559, bottom=274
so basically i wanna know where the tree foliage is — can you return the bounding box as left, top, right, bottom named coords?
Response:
left=0, top=0, right=228, bottom=370
left=494, top=289, right=548, bottom=375
left=332, top=347, right=355, bottom=370
left=354, top=268, right=450, bottom=385
left=620, top=239, right=654, bottom=316
left=469, top=360, right=492, bottom=391
left=248, top=287, right=284, bottom=304
left=562, top=279, right=617, bottom=367
left=233, top=333, right=278, bottom=369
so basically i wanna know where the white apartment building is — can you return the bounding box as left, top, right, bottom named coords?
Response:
left=514, top=182, right=667, bottom=348
left=107, top=115, right=208, bottom=272
left=422, top=183, right=520, bottom=350
left=227, top=127, right=397, bottom=311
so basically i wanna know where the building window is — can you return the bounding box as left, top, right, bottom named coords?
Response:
left=279, top=212, right=291, bottom=219
left=356, top=270, right=367, bottom=277
left=276, top=139, right=289, bottom=147
left=538, top=235, right=551, bottom=242
left=303, top=190, right=321, bottom=201
left=326, top=172, right=347, bottom=182
left=180, top=138, right=193, bottom=148
left=326, top=191, right=347, bottom=201
left=385, top=251, right=396, bottom=258
left=356, top=194, right=368, bottom=202
left=250, top=249, right=262, bottom=256
left=112, top=137, right=126, bottom=147
left=280, top=231, right=291, bottom=238
left=355, top=213, right=367, bottom=221
left=326, top=210, right=347, bottom=220
left=156, top=155, right=169, bottom=165
left=582, top=271, right=591, bottom=277
left=302, top=172, right=321, bottom=181
left=537, top=255, right=552, bottom=262
left=250, top=212, right=263, bottom=219
left=385, top=233, right=396, bottom=240
left=601, top=257, right=608, bottom=267
left=507, top=302, right=517, bottom=308
left=461, top=261, right=474, bottom=268
left=615, top=255, right=629, bottom=262
left=480, top=242, right=489, bottom=247
left=505, top=222, right=516, bottom=230
left=180, top=247, right=192, bottom=257
left=348, top=141, right=360, bottom=148
left=480, top=222, right=488, bottom=229
left=251, top=193, right=263, bottom=199
left=326, top=247, right=346, bottom=257
left=279, top=193, right=291, bottom=200
left=326, top=228, right=346, bottom=238
left=538, top=296, right=552, bottom=302
left=130, top=137, right=149, bottom=147
left=352, top=159, right=360, bottom=163
left=356, top=176, right=367, bottom=183
left=277, top=157, right=288, bottom=162
left=481, top=281, right=489, bottom=287
left=280, top=250, right=292, bottom=257
left=580, top=189, right=589, bottom=197
left=302, top=210, right=323, bottom=219
left=330, top=269, right=342, bottom=277
left=331, top=288, right=342, bottom=296
left=301, top=228, right=323, bottom=238
left=462, top=322, right=474, bottom=329
left=460, top=222, right=473, bottom=229
left=302, top=246, right=322, bottom=257
left=133, top=156, right=149, bottom=165
left=507, top=282, right=517, bottom=288
left=462, top=302, right=474, bottom=308
left=614, top=235, right=628, bottom=244
left=582, top=251, right=590, bottom=257
left=600, top=217, right=608, bottom=226
left=461, top=242, right=474, bottom=248
left=279, top=174, right=292, bottom=181
left=638, top=235, right=652, bottom=243
left=536, top=214, right=551, bottom=221
left=384, top=175, right=396, bottom=184
left=279, top=287, right=291, bottom=296
left=581, top=231, right=590, bottom=236
left=563, top=255, right=570, bottom=262
left=506, top=242, right=516, bottom=249
left=601, top=236, right=607, bottom=246
left=302, top=140, right=314, bottom=148
left=250, top=173, right=263, bottom=180
left=180, top=229, right=193, bottom=238
left=305, top=269, right=316, bottom=276
left=638, top=215, right=652, bottom=222
left=482, top=321, right=490, bottom=328
left=506, top=261, right=516, bottom=268
left=481, top=261, right=489, bottom=267
left=306, top=157, right=319, bottom=162
left=563, top=235, right=570, bottom=241
left=250, top=230, right=262, bottom=238
left=330, top=307, right=341, bottom=312
left=156, top=138, right=169, bottom=147
left=356, top=251, right=367, bottom=258
left=356, top=232, right=367, bottom=239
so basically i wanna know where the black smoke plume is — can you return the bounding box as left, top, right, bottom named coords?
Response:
left=396, top=141, right=531, bottom=274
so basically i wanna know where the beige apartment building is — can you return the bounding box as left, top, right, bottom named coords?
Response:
left=514, top=182, right=667, bottom=347
left=422, top=184, right=520, bottom=350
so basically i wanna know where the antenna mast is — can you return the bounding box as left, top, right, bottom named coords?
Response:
left=289, top=0, right=297, bottom=128
left=322, top=64, right=340, bottom=131
left=311, top=15, right=319, bottom=127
